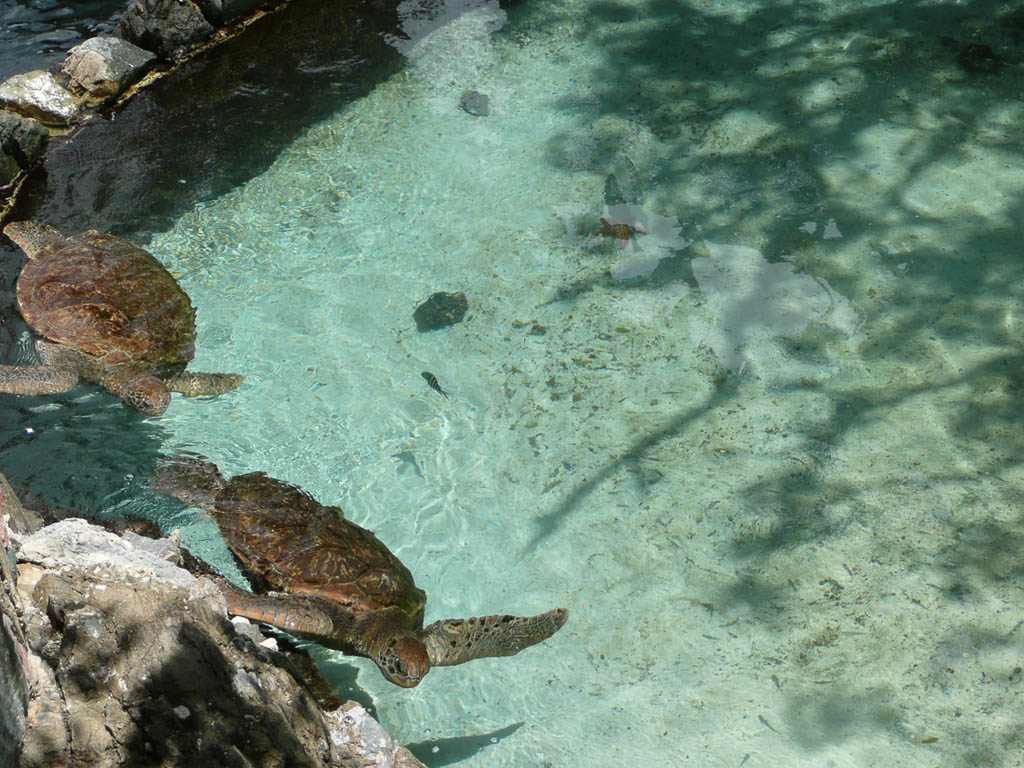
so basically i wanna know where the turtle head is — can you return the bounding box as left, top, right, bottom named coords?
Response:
left=3, top=221, right=65, bottom=259
left=119, top=374, right=172, bottom=415
left=100, top=367, right=172, bottom=414
left=373, top=635, right=430, bottom=687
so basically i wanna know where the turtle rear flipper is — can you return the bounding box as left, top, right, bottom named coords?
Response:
left=0, top=365, right=77, bottom=395
left=422, top=607, right=568, bottom=667
left=3, top=220, right=65, bottom=258
left=165, top=371, right=243, bottom=397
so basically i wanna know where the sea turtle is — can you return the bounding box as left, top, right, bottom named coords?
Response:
left=153, top=456, right=568, bottom=687
left=0, top=221, right=242, bottom=415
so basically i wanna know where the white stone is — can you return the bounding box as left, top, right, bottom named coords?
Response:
left=0, top=70, right=82, bottom=126
left=17, top=519, right=203, bottom=593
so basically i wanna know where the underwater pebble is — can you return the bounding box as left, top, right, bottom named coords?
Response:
left=460, top=89, right=490, bottom=116
left=413, top=291, right=468, bottom=331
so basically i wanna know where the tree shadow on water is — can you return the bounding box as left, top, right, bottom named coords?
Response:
left=503, top=0, right=1024, bottom=761
left=526, top=375, right=740, bottom=550
left=513, top=0, right=1024, bottom=574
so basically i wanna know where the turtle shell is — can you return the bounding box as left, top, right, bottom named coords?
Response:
left=212, top=472, right=427, bottom=625
left=16, top=230, right=196, bottom=368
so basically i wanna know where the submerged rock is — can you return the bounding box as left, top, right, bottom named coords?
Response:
left=193, top=0, right=270, bottom=25
left=0, top=71, right=82, bottom=126
left=957, top=42, right=1004, bottom=74
left=14, top=519, right=426, bottom=768
left=413, top=291, right=469, bottom=331
left=61, top=36, right=156, bottom=106
left=117, top=0, right=217, bottom=61
left=0, top=111, right=47, bottom=189
left=460, top=89, right=490, bottom=116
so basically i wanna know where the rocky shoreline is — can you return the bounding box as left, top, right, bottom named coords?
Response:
left=0, top=0, right=289, bottom=217
left=0, top=2, right=428, bottom=764
left=1, top=475, right=426, bottom=767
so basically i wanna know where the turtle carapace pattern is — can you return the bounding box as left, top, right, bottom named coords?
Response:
left=0, top=221, right=242, bottom=415
left=153, top=456, right=568, bottom=687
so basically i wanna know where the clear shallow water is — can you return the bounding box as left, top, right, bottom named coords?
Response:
left=6, top=0, right=1024, bottom=766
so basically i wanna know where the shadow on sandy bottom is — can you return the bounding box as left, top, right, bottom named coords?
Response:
left=8, top=0, right=408, bottom=240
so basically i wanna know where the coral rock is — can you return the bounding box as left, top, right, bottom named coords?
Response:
left=14, top=520, right=425, bottom=768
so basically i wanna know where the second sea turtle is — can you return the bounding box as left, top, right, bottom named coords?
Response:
left=153, top=456, right=568, bottom=687
left=0, top=220, right=242, bottom=415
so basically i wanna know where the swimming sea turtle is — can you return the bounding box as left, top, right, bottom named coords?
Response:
left=153, top=456, right=568, bottom=687
left=0, top=221, right=242, bottom=415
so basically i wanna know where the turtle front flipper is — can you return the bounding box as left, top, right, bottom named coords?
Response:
left=220, top=580, right=335, bottom=639
left=422, top=607, right=568, bottom=667
left=0, top=364, right=78, bottom=395
left=165, top=371, right=243, bottom=397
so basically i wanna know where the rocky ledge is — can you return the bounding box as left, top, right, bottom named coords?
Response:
left=1, top=479, right=424, bottom=768
left=0, top=0, right=289, bottom=207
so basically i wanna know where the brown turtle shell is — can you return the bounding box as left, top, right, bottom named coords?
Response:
left=212, top=472, right=427, bottom=624
left=16, top=230, right=196, bottom=367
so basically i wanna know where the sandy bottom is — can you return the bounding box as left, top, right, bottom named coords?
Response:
left=59, top=0, right=1024, bottom=765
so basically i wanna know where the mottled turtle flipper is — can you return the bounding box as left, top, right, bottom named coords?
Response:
left=220, top=581, right=335, bottom=638
left=0, top=365, right=77, bottom=395
left=3, top=220, right=65, bottom=258
left=165, top=371, right=243, bottom=397
left=422, top=607, right=568, bottom=667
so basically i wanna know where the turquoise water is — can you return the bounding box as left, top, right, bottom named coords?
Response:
left=6, top=0, right=1024, bottom=766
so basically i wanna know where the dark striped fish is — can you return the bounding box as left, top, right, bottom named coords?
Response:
left=421, top=371, right=448, bottom=398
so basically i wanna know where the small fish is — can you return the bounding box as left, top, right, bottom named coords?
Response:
left=392, top=451, right=424, bottom=479
left=421, top=371, right=448, bottom=398
left=597, top=217, right=647, bottom=248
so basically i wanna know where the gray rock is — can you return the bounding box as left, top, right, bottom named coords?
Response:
left=0, top=473, right=43, bottom=537
left=117, top=0, right=217, bottom=61
left=0, top=110, right=47, bottom=187
left=61, top=36, right=156, bottom=106
left=0, top=71, right=82, bottom=126
left=17, top=518, right=198, bottom=591
left=193, top=0, right=269, bottom=24
left=0, top=150, right=17, bottom=189
left=14, top=520, right=425, bottom=767
left=230, top=615, right=266, bottom=644
left=327, top=703, right=428, bottom=768
left=413, top=291, right=469, bottom=331
left=0, top=479, right=31, bottom=768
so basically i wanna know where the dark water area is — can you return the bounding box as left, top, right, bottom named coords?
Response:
left=1, top=0, right=408, bottom=512
left=9, top=0, right=407, bottom=238
left=0, top=0, right=126, bottom=81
